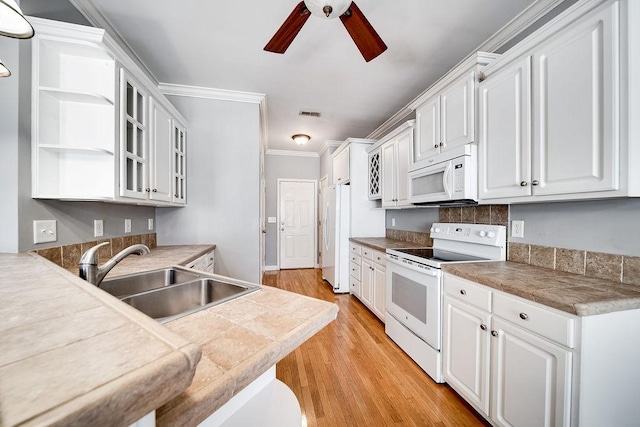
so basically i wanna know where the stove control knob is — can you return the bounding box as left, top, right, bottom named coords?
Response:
left=478, top=230, right=487, bottom=237
left=487, top=231, right=496, bottom=238
left=431, top=227, right=441, bottom=233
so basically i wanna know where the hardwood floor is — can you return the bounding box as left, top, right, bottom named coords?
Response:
left=263, top=268, right=488, bottom=427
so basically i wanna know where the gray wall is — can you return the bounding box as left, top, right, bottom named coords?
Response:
left=264, top=154, right=320, bottom=267
left=155, top=96, right=262, bottom=283
left=385, top=208, right=440, bottom=233
left=21, top=0, right=91, bottom=26
left=0, top=36, right=21, bottom=252
left=510, top=199, right=640, bottom=256
left=2, top=25, right=156, bottom=253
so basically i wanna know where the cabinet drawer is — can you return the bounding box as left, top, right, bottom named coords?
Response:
left=363, top=248, right=386, bottom=265
left=444, top=274, right=492, bottom=312
left=349, top=261, right=361, bottom=281
left=493, top=292, right=575, bottom=348
left=350, top=276, right=361, bottom=295
left=350, top=244, right=361, bottom=255
left=350, top=253, right=361, bottom=266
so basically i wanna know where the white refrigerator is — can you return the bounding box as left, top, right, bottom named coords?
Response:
left=321, top=184, right=351, bottom=293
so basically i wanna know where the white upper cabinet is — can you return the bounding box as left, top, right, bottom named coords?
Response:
left=367, top=148, right=381, bottom=200
left=119, top=68, right=148, bottom=200
left=380, top=121, right=414, bottom=208
left=411, top=53, right=498, bottom=169
left=149, top=97, right=173, bottom=203
left=479, top=56, right=532, bottom=199
left=479, top=0, right=633, bottom=203
left=332, top=147, right=350, bottom=185
left=31, top=18, right=117, bottom=201
left=30, top=17, right=188, bottom=207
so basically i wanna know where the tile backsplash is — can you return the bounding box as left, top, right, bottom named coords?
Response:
left=439, top=204, right=509, bottom=227
left=509, top=242, right=640, bottom=286
left=34, top=233, right=157, bottom=270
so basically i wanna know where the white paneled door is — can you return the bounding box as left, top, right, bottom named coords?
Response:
left=279, top=180, right=317, bottom=269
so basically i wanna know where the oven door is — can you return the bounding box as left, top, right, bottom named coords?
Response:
left=386, top=256, right=442, bottom=350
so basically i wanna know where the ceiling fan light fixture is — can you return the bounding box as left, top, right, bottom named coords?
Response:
left=292, top=134, right=311, bottom=145
left=0, top=0, right=34, bottom=39
left=0, top=58, right=10, bottom=77
left=304, top=0, right=351, bottom=19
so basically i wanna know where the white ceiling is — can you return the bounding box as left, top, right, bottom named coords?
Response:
left=32, top=0, right=541, bottom=152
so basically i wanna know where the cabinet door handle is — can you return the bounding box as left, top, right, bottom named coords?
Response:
left=145, top=188, right=151, bottom=192
left=434, top=144, right=439, bottom=149
left=491, top=330, right=498, bottom=337
left=520, top=181, right=528, bottom=187
left=439, top=142, right=444, bottom=147
left=519, top=312, right=529, bottom=320
left=460, top=289, right=467, bottom=295
left=152, top=188, right=158, bottom=192
left=531, top=180, right=540, bottom=186
left=480, top=324, right=487, bottom=331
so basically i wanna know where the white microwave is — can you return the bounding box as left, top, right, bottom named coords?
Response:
left=408, top=146, right=477, bottom=204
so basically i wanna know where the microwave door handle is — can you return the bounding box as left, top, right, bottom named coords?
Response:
left=443, top=162, right=453, bottom=198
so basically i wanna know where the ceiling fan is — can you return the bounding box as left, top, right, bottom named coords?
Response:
left=264, top=0, right=387, bottom=62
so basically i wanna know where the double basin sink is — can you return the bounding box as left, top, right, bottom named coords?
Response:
left=101, top=267, right=260, bottom=323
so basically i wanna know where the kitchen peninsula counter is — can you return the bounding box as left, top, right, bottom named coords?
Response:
left=444, top=261, right=640, bottom=316
left=3, top=246, right=337, bottom=427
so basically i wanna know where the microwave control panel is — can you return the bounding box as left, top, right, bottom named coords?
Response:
left=453, top=163, right=464, bottom=193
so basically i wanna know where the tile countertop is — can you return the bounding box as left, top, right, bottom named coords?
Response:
left=2, top=245, right=338, bottom=427
left=444, top=261, right=640, bottom=317
left=65, top=244, right=338, bottom=426
left=0, top=252, right=201, bottom=427
left=349, top=237, right=428, bottom=252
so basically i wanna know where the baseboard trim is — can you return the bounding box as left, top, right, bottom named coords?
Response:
left=264, top=265, right=279, bottom=271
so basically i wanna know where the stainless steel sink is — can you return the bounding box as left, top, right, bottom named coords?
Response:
left=100, top=266, right=204, bottom=298
left=120, top=278, right=259, bottom=322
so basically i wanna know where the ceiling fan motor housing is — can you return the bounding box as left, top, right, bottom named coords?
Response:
left=304, top=0, right=351, bottom=19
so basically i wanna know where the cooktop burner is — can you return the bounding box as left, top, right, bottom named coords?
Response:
left=393, top=248, right=489, bottom=263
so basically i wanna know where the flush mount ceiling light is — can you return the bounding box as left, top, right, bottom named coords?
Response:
left=0, top=58, right=10, bottom=77
left=292, top=134, right=311, bottom=145
left=304, top=0, right=351, bottom=19
left=0, top=0, right=35, bottom=39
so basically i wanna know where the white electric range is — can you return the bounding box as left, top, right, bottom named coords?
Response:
left=385, top=223, right=506, bottom=383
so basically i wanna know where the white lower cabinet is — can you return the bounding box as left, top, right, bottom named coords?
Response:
left=185, top=250, right=215, bottom=274
left=349, top=244, right=362, bottom=297
left=353, top=246, right=386, bottom=322
left=491, top=317, right=572, bottom=427
left=444, top=272, right=640, bottom=427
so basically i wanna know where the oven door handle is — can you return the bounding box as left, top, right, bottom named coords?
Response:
left=387, top=255, right=440, bottom=276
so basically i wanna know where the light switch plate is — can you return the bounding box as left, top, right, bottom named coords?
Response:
left=94, top=220, right=104, bottom=237
left=33, top=220, right=57, bottom=244
left=125, top=219, right=132, bottom=233
left=267, top=217, right=276, bottom=223
left=148, top=218, right=154, bottom=230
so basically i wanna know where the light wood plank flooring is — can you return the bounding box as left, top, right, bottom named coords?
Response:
left=264, top=268, right=488, bottom=427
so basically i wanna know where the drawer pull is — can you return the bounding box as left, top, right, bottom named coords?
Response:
left=491, top=330, right=498, bottom=337
left=460, top=289, right=467, bottom=295
left=480, top=324, right=487, bottom=331
left=519, top=312, right=529, bottom=320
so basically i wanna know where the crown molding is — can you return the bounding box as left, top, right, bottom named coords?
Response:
left=68, top=0, right=159, bottom=86
left=158, top=83, right=266, bottom=104
left=318, top=140, right=343, bottom=157
left=266, top=149, right=319, bottom=158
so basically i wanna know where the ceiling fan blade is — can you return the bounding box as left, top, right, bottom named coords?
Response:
left=339, top=2, right=387, bottom=62
left=264, top=1, right=311, bottom=54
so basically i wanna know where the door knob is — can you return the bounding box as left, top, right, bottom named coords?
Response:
left=280, top=228, right=285, bottom=231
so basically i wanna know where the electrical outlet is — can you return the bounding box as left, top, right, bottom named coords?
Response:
left=511, top=220, right=525, bottom=238
left=94, top=220, right=104, bottom=237
left=391, top=218, right=396, bottom=227
left=33, top=220, right=57, bottom=244
left=148, top=218, right=154, bottom=230
left=125, top=219, right=132, bottom=233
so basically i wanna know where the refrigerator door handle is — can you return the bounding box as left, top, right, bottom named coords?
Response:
left=323, top=202, right=330, bottom=251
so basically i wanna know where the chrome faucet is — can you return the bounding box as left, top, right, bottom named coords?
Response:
left=79, top=242, right=150, bottom=286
